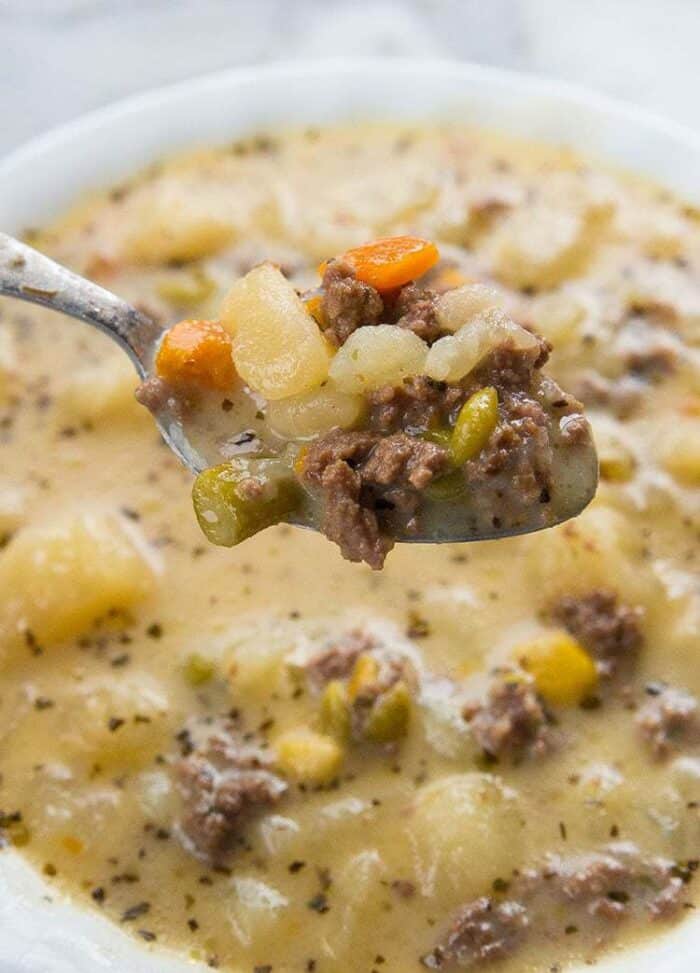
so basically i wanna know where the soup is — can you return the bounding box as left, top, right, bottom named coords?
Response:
left=0, top=122, right=698, bottom=973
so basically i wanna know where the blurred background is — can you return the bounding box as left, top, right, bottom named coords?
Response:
left=1, top=0, right=698, bottom=155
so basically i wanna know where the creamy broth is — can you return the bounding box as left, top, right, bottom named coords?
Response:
left=0, top=123, right=699, bottom=973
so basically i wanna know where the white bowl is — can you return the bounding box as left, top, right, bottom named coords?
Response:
left=1, top=58, right=698, bottom=973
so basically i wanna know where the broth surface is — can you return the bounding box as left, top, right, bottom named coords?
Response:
left=0, top=123, right=699, bottom=972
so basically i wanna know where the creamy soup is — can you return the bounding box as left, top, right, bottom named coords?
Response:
left=0, top=123, right=699, bottom=973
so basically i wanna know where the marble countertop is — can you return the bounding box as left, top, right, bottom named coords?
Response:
left=1, top=0, right=699, bottom=157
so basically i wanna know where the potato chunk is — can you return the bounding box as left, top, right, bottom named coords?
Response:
left=57, top=355, right=143, bottom=425
left=0, top=512, right=158, bottom=656
left=329, top=325, right=428, bottom=393
left=425, top=308, right=539, bottom=383
left=265, top=383, right=364, bottom=439
left=408, top=773, right=525, bottom=898
left=222, top=264, right=331, bottom=399
left=435, top=283, right=502, bottom=332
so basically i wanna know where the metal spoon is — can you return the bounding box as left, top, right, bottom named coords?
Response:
left=0, top=231, right=598, bottom=543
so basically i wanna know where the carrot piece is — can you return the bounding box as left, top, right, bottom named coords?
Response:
left=156, top=319, right=235, bottom=391
left=321, top=235, right=439, bottom=292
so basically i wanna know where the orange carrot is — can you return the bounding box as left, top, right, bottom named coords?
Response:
left=320, top=235, right=439, bottom=292
left=156, top=319, right=235, bottom=391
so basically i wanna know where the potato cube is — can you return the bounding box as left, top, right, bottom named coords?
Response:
left=662, top=423, right=700, bottom=486
left=0, top=512, right=159, bottom=656
left=265, top=383, right=364, bottom=439
left=222, top=264, right=331, bottom=399
left=57, top=355, right=143, bottom=425
left=436, top=283, right=502, bottom=332
left=329, top=325, right=428, bottom=393
left=425, top=309, right=539, bottom=383
left=122, top=183, right=233, bottom=264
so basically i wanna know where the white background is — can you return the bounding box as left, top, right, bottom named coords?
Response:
left=1, top=0, right=699, bottom=155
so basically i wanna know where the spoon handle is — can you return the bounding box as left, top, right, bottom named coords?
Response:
left=0, top=231, right=162, bottom=374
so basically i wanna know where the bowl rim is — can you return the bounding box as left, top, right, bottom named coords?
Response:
left=0, top=55, right=698, bottom=973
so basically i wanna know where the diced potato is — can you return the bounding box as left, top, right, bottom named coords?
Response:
left=516, top=631, right=598, bottom=705
left=60, top=674, right=171, bottom=770
left=0, top=512, right=158, bottom=657
left=662, top=423, right=700, bottom=486
left=265, top=383, right=364, bottom=439
left=156, top=268, right=217, bottom=308
left=229, top=876, right=289, bottom=948
left=222, top=264, right=331, bottom=399
left=329, top=325, right=428, bottom=394
left=408, top=773, right=525, bottom=897
left=436, top=284, right=502, bottom=332
left=123, top=185, right=233, bottom=264
left=58, top=355, right=143, bottom=425
left=425, top=309, right=539, bottom=383
left=274, top=728, right=344, bottom=784
left=0, top=482, right=25, bottom=540
left=529, top=291, right=588, bottom=345
left=488, top=201, right=612, bottom=290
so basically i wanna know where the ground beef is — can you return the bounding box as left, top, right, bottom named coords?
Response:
left=543, top=844, right=687, bottom=921
left=421, top=897, right=529, bottom=969
left=135, top=376, right=180, bottom=416
left=423, top=843, right=689, bottom=968
left=473, top=335, right=551, bottom=391
left=320, top=259, right=384, bottom=346
left=392, top=283, right=445, bottom=344
left=303, top=629, right=377, bottom=692
left=636, top=685, right=700, bottom=759
left=464, top=678, right=553, bottom=762
left=174, top=722, right=287, bottom=862
left=463, top=390, right=553, bottom=513
left=369, top=376, right=467, bottom=434
left=299, top=429, right=448, bottom=569
left=551, top=589, right=643, bottom=678
left=572, top=372, right=644, bottom=419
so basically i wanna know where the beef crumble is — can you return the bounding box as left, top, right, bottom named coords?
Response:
left=463, top=677, right=554, bottom=763
left=174, top=721, right=287, bottom=862
left=320, top=260, right=384, bottom=346
left=636, top=685, right=700, bottom=759
left=424, top=843, right=690, bottom=969
left=299, top=430, right=449, bottom=569
left=392, top=283, right=446, bottom=344
left=303, top=629, right=377, bottom=692
left=551, top=589, right=643, bottom=678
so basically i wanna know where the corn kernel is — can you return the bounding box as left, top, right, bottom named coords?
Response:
left=274, top=728, right=344, bottom=784
left=347, top=654, right=380, bottom=702
left=517, top=631, right=598, bottom=706
left=184, top=652, right=215, bottom=686
left=61, top=835, right=84, bottom=855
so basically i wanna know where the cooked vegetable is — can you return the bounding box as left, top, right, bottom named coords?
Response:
left=274, top=728, right=344, bottom=784
left=517, top=631, right=598, bottom=706
left=192, top=458, right=301, bottom=547
left=184, top=653, right=215, bottom=686
left=324, top=235, right=439, bottom=292
left=328, top=325, right=428, bottom=394
left=319, top=680, right=352, bottom=742
left=363, top=680, right=412, bottom=743
left=449, top=386, right=499, bottom=465
left=221, top=263, right=331, bottom=400
left=266, top=383, right=364, bottom=439
left=157, top=269, right=217, bottom=308
left=347, top=653, right=380, bottom=702
left=156, top=319, right=235, bottom=391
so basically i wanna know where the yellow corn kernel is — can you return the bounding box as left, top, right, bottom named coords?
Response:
left=347, top=654, right=380, bottom=702
left=517, top=631, right=597, bottom=706
left=184, top=653, right=215, bottom=686
left=61, top=835, right=84, bottom=855
left=319, top=680, right=351, bottom=741
left=662, top=429, right=700, bottom=486
left=274, top=728, right=344, bottom=785
left=364, top=681, right=412, bottom=743
left=599, top=448, right=636, bottom=483
left=450, top=386, right=499, bottom=465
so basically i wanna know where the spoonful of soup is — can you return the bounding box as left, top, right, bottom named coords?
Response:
left=0, top=232, right=597, bottom=568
